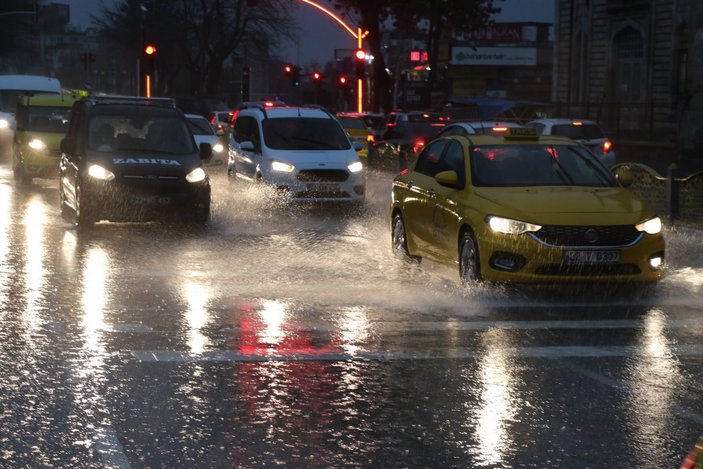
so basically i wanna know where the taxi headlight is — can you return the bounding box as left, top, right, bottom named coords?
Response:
left=87, top=164, right=115, bottom=181
left=28, top=138, right=47, bottom=151
left=347, top=161, right=363, bottom=173
left=635, top=217, right=662, bottom=235
left=0, top=119, right=8, bottom=130
left=271, top=160, right=295, bottom=172
left=212, top=143, right=224, bottom=153
left=185, top=167, right=207, bottom=183
left=487, top=215, right=542, bottom=235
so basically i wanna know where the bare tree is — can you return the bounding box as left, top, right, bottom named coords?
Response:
left=95, top=0, right=295, bottom=96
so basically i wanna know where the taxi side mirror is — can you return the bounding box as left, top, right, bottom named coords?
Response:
left=615, top=169, right=634, bottom=187
left=435, top=170, right=462, bottom=188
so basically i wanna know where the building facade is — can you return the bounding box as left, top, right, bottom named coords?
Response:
left=553, top=0, right=703, bottom=167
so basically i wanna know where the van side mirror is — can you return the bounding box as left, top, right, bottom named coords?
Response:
left=60, top=137, right=75, bottom=155
left=199, top=142, right=212, bottom=160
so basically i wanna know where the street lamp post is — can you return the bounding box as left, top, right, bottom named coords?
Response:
left=297, top=0, right=369, bottom=112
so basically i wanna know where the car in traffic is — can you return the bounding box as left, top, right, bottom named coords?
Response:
left=207, top=110, right=234, bottom=136
left=336, top=113, right=374, bottom=158
left=526, top=118, right=616, bottom=166
left=385, top=110, right=441, bottom=129
left=186, top=113, right=226, bottom=166
left=369, top=120, right=445, bottom=170
left=433, top=121, right=525, bottom=138
left=59, top=95, right=212, bottom=226
left=227, top=103, right=365, bottom=203
left=12, top=90, right=84, bottom=183
left=390, top=126, right=665, bottom=285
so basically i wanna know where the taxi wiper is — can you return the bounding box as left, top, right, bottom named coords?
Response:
left=546, top=146, right=574, bottom=184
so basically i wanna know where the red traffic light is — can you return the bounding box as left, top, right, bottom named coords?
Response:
left=144, top=44, right=157, bottom=55
left=355, top=49, right=366, bottom=61
left=312, top=71, right=322, bottom=81
left=284, top=64, right=293, bottom=75
left=338, top=76, right=347, bottom=85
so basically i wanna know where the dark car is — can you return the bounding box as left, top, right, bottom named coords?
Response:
left=369, top=120, right=445, bottom=170
left=59, top=95, right=212, bottom=226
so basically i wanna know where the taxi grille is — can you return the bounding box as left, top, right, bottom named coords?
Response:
left=533, top=225, right=641, bottom=247
left=297, top=170, right=348, bottom=182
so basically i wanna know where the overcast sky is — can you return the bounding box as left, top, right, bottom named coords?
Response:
left=65, top=0, right=555, bottom=66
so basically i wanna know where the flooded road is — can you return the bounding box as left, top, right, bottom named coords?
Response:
left=1, top=164, right=702, bottom=467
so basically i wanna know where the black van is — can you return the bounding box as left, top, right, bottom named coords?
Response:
left=59, top=95, right=212, bottom=226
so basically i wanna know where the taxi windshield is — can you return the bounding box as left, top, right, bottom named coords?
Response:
left=470, top=144, right=617, bottom=187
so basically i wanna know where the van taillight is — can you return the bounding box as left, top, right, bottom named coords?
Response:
left=603, top=140, right=612, bottom=154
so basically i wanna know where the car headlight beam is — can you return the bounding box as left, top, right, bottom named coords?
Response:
left=185, top=167, right=207, bottom=183
left=347, top=161, right=363, bottom=173
left=28, top=138, right=47, bottom=151
left=635, top=217, right=662, bottom=235
left=487, top=215, right=542, bottom=235
left=87, top=164, right=115, bottom=181
left=271, top=160, right=295, bottom=173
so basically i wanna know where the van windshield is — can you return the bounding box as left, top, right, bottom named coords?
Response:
left=88, top=115, right=196, bottom=154
left=262, top=118, right=351, bottom=150
left=27, top=106, right=72, bottom=132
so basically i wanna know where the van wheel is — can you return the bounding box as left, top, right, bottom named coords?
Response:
left=459, top=231, right=481, bottom=285
left=12, top=156, right=30, bottom=185
left=74, top=182, right=95, bottom=227
left=59, top=186, right=72, bottom=220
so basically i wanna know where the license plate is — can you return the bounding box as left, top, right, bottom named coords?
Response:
left=136, top=195, right=171, bottom=205
left=563, top=250, right=620, bottom=264
left=307, top=183, right=339, bottom=193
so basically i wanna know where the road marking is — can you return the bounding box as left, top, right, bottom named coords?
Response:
left=93, top=427, right=132, bottom=469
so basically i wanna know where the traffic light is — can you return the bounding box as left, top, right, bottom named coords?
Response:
left=312, top=71, right=322, bottom=85
left=337, top=75, right=349, bottom=89
left=142, top=43, right=157, bottom=97
left=143, top=44, right=157, bottom=75
left=79, top=51, right=96, bottom=72
left=355, top=49, right=366, bottom=79
left=284, top=64, right=301, bottom=87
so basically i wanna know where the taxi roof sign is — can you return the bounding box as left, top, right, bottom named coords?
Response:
left=504, top=127, right=539, bottom=140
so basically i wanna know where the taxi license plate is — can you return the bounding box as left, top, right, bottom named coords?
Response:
left=136, top=195, right=171, bottom=205
left=307, top=183, right=339, bottom=193
left=563, top=250, right=620, bottom=264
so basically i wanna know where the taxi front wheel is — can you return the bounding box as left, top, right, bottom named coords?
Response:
left=391, top=212, right=420, bottom=263
left=459, top=232, right=481, bottom=285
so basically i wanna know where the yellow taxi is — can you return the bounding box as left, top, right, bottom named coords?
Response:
left=390, top=127, right=665, bottom=285
left=336, top=113, right=374, bottom=158
left=12, top=90, right=85, bottom=183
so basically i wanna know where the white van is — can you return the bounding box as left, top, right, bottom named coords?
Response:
left=0, top=75, right=62, bottom=154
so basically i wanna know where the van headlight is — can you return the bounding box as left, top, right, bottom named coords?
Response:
left=0, top=119, right=8, bottom=130
left=186, top=167, right=207, bottom=183
left=271, top=160, right=295, bottom=172
left=486, top=215, right=542, bottom=235
left=347, top=161, right=363, bottom=173
left=28, top=138, right=47, bottom=151
left=212, top=143, right=224, bottom=153
left=87, top=164, right=115, bottom=181
left=636, top=217, right=662, bottom=235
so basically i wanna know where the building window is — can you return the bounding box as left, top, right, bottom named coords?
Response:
left=674, top=23, right=688, bottom=97
left=613, top=27, right=644, bottom=102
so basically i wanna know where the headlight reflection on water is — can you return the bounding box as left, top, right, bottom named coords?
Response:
left=22, top=198, right=47, bottom=333
left=184, top=283, right=211, bottom=354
